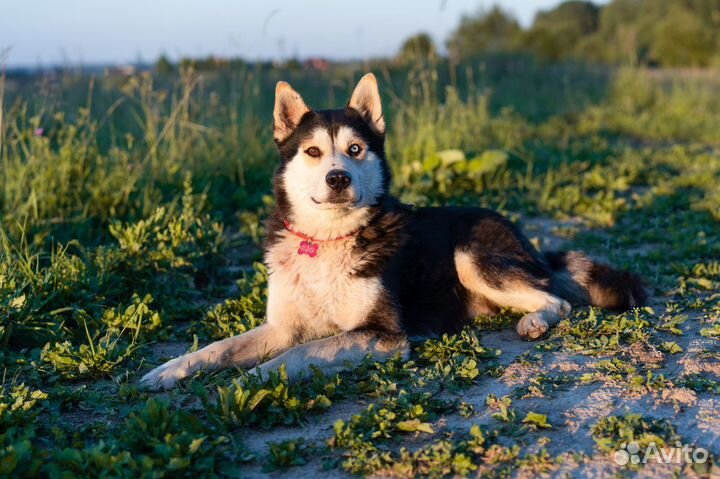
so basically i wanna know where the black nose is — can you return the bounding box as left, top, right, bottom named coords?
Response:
left=325, top=169, right=352, bottom=191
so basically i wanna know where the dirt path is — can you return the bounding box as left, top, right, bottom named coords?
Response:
left=231, top=317, right=718, bottom=478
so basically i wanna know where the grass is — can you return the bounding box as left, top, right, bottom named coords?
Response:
left=1, top=60, right=719, bottom=477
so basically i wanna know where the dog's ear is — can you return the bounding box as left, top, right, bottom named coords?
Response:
left=274, top=81, right=310, bottom=143
left=348, top=73, right=385, bottom=135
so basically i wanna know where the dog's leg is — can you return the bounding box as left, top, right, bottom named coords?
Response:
left=139, top=324, right=295, bottom=390
left=248, top=329, right=409, bottom=380
left=455, top=251, right=571, bottom=340
left=140, top=276, right=308, bottom=390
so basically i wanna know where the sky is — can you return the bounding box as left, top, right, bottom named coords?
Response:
left=1, top=0, right=604, bottom=67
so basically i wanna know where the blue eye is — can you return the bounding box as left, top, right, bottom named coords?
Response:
left=349, top=144, right=362, bottom=156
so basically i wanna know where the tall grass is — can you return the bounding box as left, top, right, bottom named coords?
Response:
left=1, top=60, right=719, bottom=248
left=578, top=67, right=720, bottom=143
left=1, top=67, right=276, bottom=245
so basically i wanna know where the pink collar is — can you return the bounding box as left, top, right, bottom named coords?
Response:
left=282, top=220, right=359, bottom=258
left=282, top=220, right=359, bottom=243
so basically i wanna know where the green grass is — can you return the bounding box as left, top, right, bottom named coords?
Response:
left=1, top=61, right=719, bottom=477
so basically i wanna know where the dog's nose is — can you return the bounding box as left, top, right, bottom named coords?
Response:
left=325, top=170, right=351, bottom=191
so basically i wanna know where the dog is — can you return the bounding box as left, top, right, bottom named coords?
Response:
left=140, top=73, right=647, bottom=390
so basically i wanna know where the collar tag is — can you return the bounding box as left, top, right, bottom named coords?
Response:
left=297, top=240, right=319, bottom=258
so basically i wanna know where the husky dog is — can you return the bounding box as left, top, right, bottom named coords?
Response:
left=140, top=74, right=647, bottom=390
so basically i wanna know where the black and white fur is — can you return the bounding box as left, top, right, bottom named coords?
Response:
left=140, top=74, right=647, bottom=390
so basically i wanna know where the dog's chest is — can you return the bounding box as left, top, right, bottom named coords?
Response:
left=265, top=235, right=382, bottom=332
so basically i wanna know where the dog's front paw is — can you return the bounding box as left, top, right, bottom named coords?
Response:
left=139, top=356, right=193, bottom=391
left=246, top=360, right=278, bottom=380
left=247, top=357, right=291, bottom=380
left=516, top=312, right=549, bottom=340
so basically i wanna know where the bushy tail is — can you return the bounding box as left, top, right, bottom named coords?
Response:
left=545, top=251, right=648, bottom=310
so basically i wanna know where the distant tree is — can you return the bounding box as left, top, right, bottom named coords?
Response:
left=285, top=58, right=302, bottom=71
left=574, top=0, right=720, bottom=66
left=587, top=0, right=658, bottom=64
left=650, top=5, right=716, bottom=66
left=396, top=32, right=438, bottom=65
left=154, top=55, right=174, bottom=75
left=683, top=0, right=720, bottom=29
left=538, top=0, right=599, bottom=35
left=447, top=6, right=522, bottom=61
left=522, top=1, right=600, bottom=60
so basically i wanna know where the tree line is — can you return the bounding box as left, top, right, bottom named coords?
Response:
left=398, top=0, right=720, bottom=67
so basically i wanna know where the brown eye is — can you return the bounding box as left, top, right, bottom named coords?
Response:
left=305, top=146, right=321, bottom=158
left=348, top=143, right=362, bottom=157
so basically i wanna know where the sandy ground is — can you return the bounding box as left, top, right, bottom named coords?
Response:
left=228, top=322, right=718, bottom=478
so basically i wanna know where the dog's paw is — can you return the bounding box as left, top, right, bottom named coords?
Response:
left=139, top=356, right=192, bottom=391
left=246, top=360, right=278, bottom=380
left=516, top=312, right=549, bottom=340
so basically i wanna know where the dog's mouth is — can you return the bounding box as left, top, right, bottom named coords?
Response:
left=311, top=194, right=363, bottom=208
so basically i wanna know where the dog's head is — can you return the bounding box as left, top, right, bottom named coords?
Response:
left=272, top=73, right=390, bottom=239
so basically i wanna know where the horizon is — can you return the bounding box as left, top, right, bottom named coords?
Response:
left=1, top=0, right=608, bottom=68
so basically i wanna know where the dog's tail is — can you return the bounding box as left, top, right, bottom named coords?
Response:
left=545, top=251, right=648, bottom=310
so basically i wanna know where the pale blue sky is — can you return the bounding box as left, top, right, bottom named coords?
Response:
left=1, top=0, right=606, bottom=67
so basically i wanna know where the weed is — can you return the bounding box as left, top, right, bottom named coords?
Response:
left=678, top=374, right=720, bottom=394
left=204, top=366, right=334, bottom=430
left=263, top=439, right=311, bottom=472
left=486, top=394, right=516, bottom=423
left=417, top=329, right=501, bottom=385
left=0, top=384, right=47, bottom=477
left=196, top=262, right=268, bottom=340
left=522, top=412, right=552, bottom=430
left=591, top=413, right=680, bottom=452
left=550, top=307, right=654, bottom=355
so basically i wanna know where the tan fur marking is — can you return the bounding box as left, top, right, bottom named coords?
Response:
left=564, top=251, right=593, bottom=287
left=454, top=250, right=571, bottom=339
left=139, top=324, right=294, bottom=390
left=298, top=128, right=333, bottom=165
left=455, top=251, right=550, bottom=312
left=250, top=330, right=408, bottom=378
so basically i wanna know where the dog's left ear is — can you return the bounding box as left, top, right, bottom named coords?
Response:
left=348, top=73, right=385, bottom=135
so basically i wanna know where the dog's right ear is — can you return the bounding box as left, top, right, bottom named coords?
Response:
left=348, top=73, right=385, bottom=135
left=273, top=81, right=310, bottom=143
